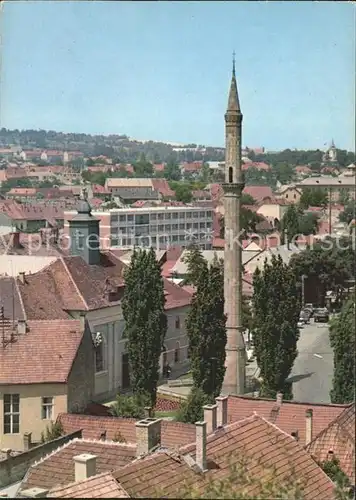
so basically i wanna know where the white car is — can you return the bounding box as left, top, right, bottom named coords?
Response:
left=297, top=321, right=304, bottom=329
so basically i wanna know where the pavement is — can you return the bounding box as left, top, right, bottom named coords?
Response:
left=288, top=320, right=333, bottom=404
left=157, top=320, right=334, bottom=404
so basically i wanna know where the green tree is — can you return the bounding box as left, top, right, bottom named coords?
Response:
left=252, top=255, right=300, bottom=399
left=40, top=421, right=63, bottom=443
left=86, top=158, right=95, bottom=167
left=110, top=393, right=151, bottom=419
left=290, top=238, right=355, bottom=308
left=329, top=298, right=355, bottom=404
left=241, top=193, right=256, bottom=205
left=299, top=188, right=328, bottom=209
left=280, top=205, right=301, bottom=245
left=172, top=182, right=193, bottom=203
left=339, top=203, right=355, bottom=225
left=219, top=208, right=264, bottom=238
left=200, top=162, right=211, bottom=183
left=176, top=387, right=210, bottom=424
left=338, top=189, right=350, bottom=206
left=186, top=255, right=227, bottom=398
left=132, top=154, right=154, bottom=177
left=182, top=245, right=207, bottom=286
left=164, top=161, right=181, bottom=181
left=122, top=248, right=167, bottom=405
left=319, top=455, right=352, bottom=495
left=298, top=212, right=319, bottom=235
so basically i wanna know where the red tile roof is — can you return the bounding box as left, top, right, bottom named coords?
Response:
left=57, top=413, right=196, bottom=449
left=0, top=319, right=85, bottom=384
left=151, top=178, right=175, bottom=198
left=243, top=185, right=274, bottom=203
left=228, top=395, right=349, bottom=446
left=49, top=472, right=129, bottom=498
left=92, top=184, right=110, bottom=194
left=162, top=278, right=193, bottom=309
left=16, top=253, right=126, bottom=318
left=113, top=414, right=335, bottom=499
left=306, top=403, right=355, bottom=481
left=19, top=439, right=137, bottom=493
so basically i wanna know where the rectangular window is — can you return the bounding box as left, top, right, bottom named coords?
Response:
left=158, top=224, right=164, bottom=231
left=157, top=213, right=164, bottom=220
left=164, top=213, right=171, bottom=220
left=193, top=223, right=199, bottom=229
left=172, top=224, right=178, bottom=230
left=119, top=227, right=127, bottom=234
left=95, top=345, right=104, bottom=372
left=200, top=222, right=205, bottom=228
left=193, top=212, right=199, bottom=218
left=165, top=224, right=171, bottom=231
left=179, top=212, right=185, bottom=219
left=200, top=211, right=205, bottom=218
left=111, top=214, right=118, bottom=222
left=207, top=211, right=212, bottom=218
left=111, top=237, right=119, bottom=246
left=127, top=215, right=134, bottom=222
left=186, top=212, right=192, bottom=219
left=172, top=235, right=178, bottom=242
left=150, top=225, right=158, bottom=232
left=172, top=212, right=178, bottom=219
left=41, top=397, right=54, bottom=420
left=150, top=213, right=157, bottom=220
left=119, top=215, right=126, bottom=222
left=3, top=394, right=20, bottom=434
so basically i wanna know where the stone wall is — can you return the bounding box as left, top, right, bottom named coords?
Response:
left=0, top=430, right=82, bottom=488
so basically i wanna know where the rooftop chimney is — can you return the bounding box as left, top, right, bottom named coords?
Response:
left=276, top=392, right=283, bottom=405
left=203, top=404, right=217, bottom=434
left=215, top=396, right=228, bottom=427
left=305, top=409, right=313, bottom=445
left=79, top=312, right=86, bottom=330
left=135, top=418, right=162, bottom=457
left=144, top=407, right=153, bottom=418
left=195, top=421, right=207, bottom=472
left=20, top=488, right=49, bottom=498
left=17, top=320, right=27, bottom=335
left=23, top=432, right=32, bottom=451
left=19, top=272, right=25, bottom=284
left=74, top=453, right=97, bottom=482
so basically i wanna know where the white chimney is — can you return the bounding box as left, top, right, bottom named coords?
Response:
left=195, top=421, right=207, bottom=472
left=20, top=488, right=49, bottom=498
left=19, top=271, right=25, bottom=284
left=73, top=453, right=97, bottom=482
left=305, top=409, right=313, bottom=445
left=276, top=392, right=283, bottom=405
left=17, top=319, right=27, bottom=335
left=215, top=396, right=228, bottom=427
left=79, top=312, right=86, bottom=330
left=135, top=418, right=162, bottom=456
left=203, top=404, right=217, bottom=434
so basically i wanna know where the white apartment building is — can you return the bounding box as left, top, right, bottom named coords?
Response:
left=109, top=206, right=213, bottom=250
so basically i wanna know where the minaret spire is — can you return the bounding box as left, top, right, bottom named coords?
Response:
left=227, top=52, right=240, bottom=112
left=222, top=57, right=246, bottom=396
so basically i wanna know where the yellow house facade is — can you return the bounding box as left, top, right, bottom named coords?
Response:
left=0, top=318, right=95, bottom=452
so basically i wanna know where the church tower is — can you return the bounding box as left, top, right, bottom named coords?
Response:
left=222, top=55, right=246, bottom=395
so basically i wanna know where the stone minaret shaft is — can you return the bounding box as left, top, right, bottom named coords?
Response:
left=222, top=58, right=246, bottom=395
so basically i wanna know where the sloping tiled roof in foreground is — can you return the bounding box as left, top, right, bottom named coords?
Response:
left=112, top=414, right=335, bottom=499
left=57, top=413, right=195, bottom=449
left=19, top=439, right=136, bottom=493
left=228, top=395, right=349, bottom=445
left=49, top=472, right=129, bottom=498
left=306, top=403, right=355, bottom=481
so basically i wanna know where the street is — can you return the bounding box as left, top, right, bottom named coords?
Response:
left=289, top=321, right=334, bottom=404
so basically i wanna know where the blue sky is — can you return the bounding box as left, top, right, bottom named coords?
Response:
left=1, top=1, right=355, bottom=150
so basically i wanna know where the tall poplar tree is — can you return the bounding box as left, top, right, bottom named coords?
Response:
left=186, top=254, right=227, bottom=398
left=122, top=247, right=167, bottom=406
left=330, top=298, right=355, bottom=404
left=252, top=255, right=300, bottom=399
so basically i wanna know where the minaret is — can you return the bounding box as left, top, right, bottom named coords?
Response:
left=222, top=54, right=246, bottom=395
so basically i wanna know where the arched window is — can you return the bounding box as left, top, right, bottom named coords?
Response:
left=228, top=167, right=233, bottom=183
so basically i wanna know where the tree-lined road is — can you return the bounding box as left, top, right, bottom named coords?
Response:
left=289, top=322, right=333, bottom=404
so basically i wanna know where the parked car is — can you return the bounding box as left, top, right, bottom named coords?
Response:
left=304, top=303, right=314, bottom=316
left=314, top=308, right=329, bottom=323
left=299, top=310, right=311, bottom=324
left=297, top=321, right=304, bottom=329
